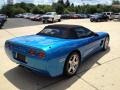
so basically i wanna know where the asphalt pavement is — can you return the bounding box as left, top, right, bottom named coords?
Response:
left=2, top=18, right=42, bottom=29
left=0, top=19, right=120, bottom=90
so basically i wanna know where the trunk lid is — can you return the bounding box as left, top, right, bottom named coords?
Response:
left=8, top=35, right=67, bottom=50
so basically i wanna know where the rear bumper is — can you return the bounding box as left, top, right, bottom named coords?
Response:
left=5, top=47, right=65, bottom=77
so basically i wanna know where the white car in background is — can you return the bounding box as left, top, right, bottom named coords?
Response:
left=42, top=12, right=61, bottom=23
left=23, top=13, right=34, bottom=19
left=112, top=13, right=120, bottom=20
left=103, top=12, right=113, bottom=20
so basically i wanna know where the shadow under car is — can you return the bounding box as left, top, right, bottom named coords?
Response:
left=4, top=47, right=110, bottom=90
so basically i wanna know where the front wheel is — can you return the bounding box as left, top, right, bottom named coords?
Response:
left=64, top=52, right=80, bottom=77
left=103, top=37, right=109, bottom=50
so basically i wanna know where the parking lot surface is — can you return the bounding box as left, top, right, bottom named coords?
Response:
left=2, top=18, right=42, bottom=29
left=0, top=19, right=120, bottom=90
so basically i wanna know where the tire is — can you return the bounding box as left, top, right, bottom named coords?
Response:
left=90, top=20, right=93, bottom=22
left=105, top=19, right=108, bottom=22
left=58, top=19, right=61, bottom=22
left=0, top=26, right=2, bottom=29
left=43, top=20, right=45, bottom=24
left=64, top=52, right=80, bottom=77
left=103, top=37, right=109, bottom=51
left=51, top=18, right=54, bottom=23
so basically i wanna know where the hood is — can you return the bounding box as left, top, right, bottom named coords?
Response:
left=8, top=35, right=67, bottom=50
left=42, top=15, right=54, bottom=18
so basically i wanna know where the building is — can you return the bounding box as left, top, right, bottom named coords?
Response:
left=112, top=5, right=120, bottom=8
left=7, top=0, right=14, bottom=5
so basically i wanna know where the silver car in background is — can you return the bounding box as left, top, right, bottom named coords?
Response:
left=112, top=13, right=120, bottom=20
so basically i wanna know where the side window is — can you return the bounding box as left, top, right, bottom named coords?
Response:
left=75, top=27, right=92, bottom=38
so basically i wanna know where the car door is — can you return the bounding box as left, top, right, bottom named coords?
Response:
left=75, top=27, right=101, bottom=58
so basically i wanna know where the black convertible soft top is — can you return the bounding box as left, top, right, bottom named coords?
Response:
left=37, top=24, right=87, bottom=39
left=45, top=24, right=82, bottom=30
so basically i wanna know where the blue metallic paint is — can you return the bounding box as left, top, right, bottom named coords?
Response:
left=5, top=32, right=109, bottom=77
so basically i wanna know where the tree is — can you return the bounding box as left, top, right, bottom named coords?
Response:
left=65, top=0, right=70, bottom=7
left=0, top=5, right=15, bottom=17
left=58, top=0, right=64, bottom=5
left=55, top=4, right=64, bottom=14
left=1, top=2, right=120, bottom=17
left=12, top=7, right=26, bottom=15
left=52, top=0, right=64, bottom=14
left=71, top=3, right=74, bottom=7
left=31, top=6, right=44, bottom=14
left=64, top=8, right=70, bottom=14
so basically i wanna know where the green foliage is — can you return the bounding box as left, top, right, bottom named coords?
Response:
left=65, top=0, right=70, bottom=7
left=37, top=5, right=54, bottom=13
left=52, top=0, right=65, bottom=14
left=0, top=0, right=120, bottom=17
left=0, top=5, right=26, bottom=17
left=31, top=6, right=44, bottom=14
left=64, top=8, right=70, bottom=14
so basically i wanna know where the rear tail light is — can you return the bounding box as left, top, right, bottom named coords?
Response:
left=29, top=49, right=35, bottom=56
left=29, top=49, right=45, bottom=58
left=38, top=52, right=45, bottom=58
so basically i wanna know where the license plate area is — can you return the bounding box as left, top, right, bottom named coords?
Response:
left=15, top=53, right=27, bottom=63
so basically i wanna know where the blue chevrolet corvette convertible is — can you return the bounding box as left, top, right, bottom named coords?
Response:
left=5, top=24, right=109, bottom=77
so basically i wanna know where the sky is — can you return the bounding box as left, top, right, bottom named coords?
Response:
left=0, top=0, right=119, bottom=8
left=16, top=0, right=113, bottom=5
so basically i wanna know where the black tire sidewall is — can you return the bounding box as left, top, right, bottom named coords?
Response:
left=63, top=52, right=80, bottom=77
left=103, top=37, right=109, bottom=50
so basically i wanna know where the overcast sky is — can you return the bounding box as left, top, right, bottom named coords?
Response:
left=17, top=0, right=113, bottom=5
left=0, top=0, right=120, bottom=8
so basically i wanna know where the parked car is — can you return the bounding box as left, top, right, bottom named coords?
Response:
left=15, top=13, right=27, bottom=18
left=30, top=14, right=42, bottom=21
left=5, top=24, right=110, bottom=77
left=102, top=12, right=113, bottom=20
left=90, top=13, right=109, bottom=22
left=0, top=17, right=5, bottom=29
left=42, top=12, right=61, bottom=23
left=112, top=13, right=120, bottom=20
left=79, top=14, right=89, bottom=18
left=0, top=14, right=7, bottom=21
left=70, top=14, right=80, bottom=19
left=15, top=14, right=23, bottom=18
left=35, top=16, right=42, bottom=21
left=23, top=13, right=34, bottom=19
left=61, top=14, right=71, bottom=19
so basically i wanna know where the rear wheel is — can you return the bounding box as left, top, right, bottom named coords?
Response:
left=51, top=18, right=54, bottom=23
left=43, top=20, right=45, bottom=23
left=64, top=52, right=80, bottom=77
left=103, top=37, right=109, bottom=50
left=58, top=19, right=61, bottom=22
